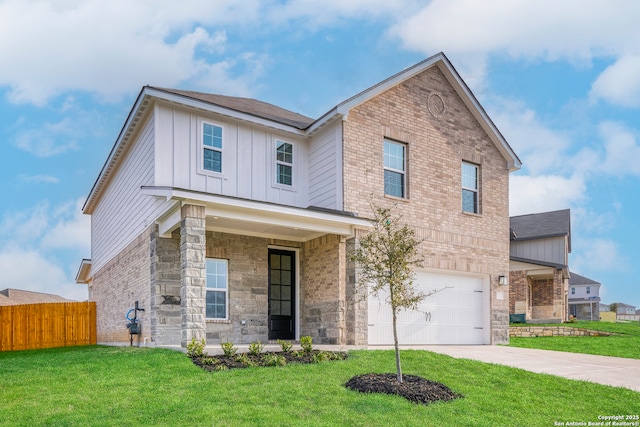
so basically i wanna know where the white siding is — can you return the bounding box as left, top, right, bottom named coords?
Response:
left=510, top=236, right=567, bottom=266
left=571, top=284, right=600, bottom=299
left=154, top=103, right=309, bottom=207
left=308, top=123, right=342, bottom=210
left=91, top=111, right=172, bottom=273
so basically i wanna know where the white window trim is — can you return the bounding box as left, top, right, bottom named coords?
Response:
left=383, top=139, right=407, bottom=198
left=462, top=161, right=480, bottom=214
left=273, top=138, right=296, bottom=190
left=205, top=258, right=229, bottom=321
left=198, top=119, right=224, bottom=177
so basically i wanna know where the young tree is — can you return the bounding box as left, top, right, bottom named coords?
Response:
left=349, top=205, right=424, bottom=383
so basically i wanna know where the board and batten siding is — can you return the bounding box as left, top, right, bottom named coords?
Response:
left=510, top=236, right=567, bottom=267
left=154, top=103, right=310, bottom=208
left=308, top=123, right=342, bottom=210
left=91, top=111, right=172, bottom=273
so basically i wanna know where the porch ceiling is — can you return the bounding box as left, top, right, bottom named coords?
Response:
left=143, top=186, right=371, bottom=241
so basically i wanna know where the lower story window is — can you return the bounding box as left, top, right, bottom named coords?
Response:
left=206, top=258, right=228, bottom=319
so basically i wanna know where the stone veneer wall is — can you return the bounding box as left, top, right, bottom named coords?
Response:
left=91, top=226, right=153, bottom=344
left=510, top=326, right=612, bottom=337
left=204, top=232, right=303, bottom=344
left=150, top=227, right=181, bottom=346
left=301, top=234, right=346, bottom=344
left=341, top=65, right=511, bottom=344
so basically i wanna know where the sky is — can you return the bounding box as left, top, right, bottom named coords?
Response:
left=0, top=0, right=638, bottom=308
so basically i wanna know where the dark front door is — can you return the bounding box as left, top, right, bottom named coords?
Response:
left=268, top=249, right=295, bottom=340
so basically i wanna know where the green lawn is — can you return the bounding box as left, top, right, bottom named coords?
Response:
left=510, top=321, right=640, bottom=359
left=1, top=346, right=639, bottom=426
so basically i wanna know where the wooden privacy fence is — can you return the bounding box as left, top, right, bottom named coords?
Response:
left=0, top=302, right=96, bottom=351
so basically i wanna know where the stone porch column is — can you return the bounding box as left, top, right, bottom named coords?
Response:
left=180, top=204, right=206, bottom=347
left=345, top=232, right=368, bottom=345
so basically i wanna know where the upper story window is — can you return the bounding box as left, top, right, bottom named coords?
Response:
left=586, top=286, right=591, bottom=294
left=206, top=259, right=228, bottom=320
left=276, top=140, right=293, bottom=186
left=462, top=161, right=479, bottom=214
left=384, top=140, right=406, bottom=198
left=203, top=123, right=223, bottom=173
left=571, top=287, right=575, bottom=295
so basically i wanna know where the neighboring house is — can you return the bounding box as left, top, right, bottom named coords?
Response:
left=599, top=303, right=610, bottom=313
left=614, top=303, right=637, bottom=315
left=76, top=52, right=521, bottom=347
left=568, top=272, right=600, bottom=321
left=0, top=288, right=72, bottom=306
left=509, top=209, right=571, bottom=323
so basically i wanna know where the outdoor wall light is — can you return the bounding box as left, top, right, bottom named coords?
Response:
left=498, top=275, right=508, bottom=286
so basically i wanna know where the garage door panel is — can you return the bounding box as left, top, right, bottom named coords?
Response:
left=368, top=271, right=486, bottom=345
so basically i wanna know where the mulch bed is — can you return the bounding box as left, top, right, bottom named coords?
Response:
left=191, top=349, right=348, bottom=371
left=345, top=373, right=461, bottom=405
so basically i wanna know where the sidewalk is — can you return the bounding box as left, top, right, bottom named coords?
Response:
left=416, top=345, right=640, bottom=392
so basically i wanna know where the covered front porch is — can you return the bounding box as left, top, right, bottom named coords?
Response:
left=143, top=187, right=371, bottom=347
left=509, top=260, right=569, bottom=324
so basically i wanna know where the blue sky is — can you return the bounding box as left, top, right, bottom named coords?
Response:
left=1, top=0, right=638, bottom=307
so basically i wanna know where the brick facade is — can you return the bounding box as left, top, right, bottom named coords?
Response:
left=341, top=66, right=511, bottom=344
left=509, top=270, right=567, bottom=322
left=91, top=226, right=152, bottom=344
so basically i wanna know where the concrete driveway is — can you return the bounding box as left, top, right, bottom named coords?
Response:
left=422, top=345, right=640, bottom=392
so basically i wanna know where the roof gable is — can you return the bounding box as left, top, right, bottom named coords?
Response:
left=83, top=52, right=522, bottom=213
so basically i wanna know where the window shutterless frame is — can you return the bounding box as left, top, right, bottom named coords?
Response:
left=205, top=258, right=228, bottom=320
left=383, top=140, right=406, bottom=198
left=202, top=122, right=223, bottom=174
left=462, top=161, right=479, bottom=214
left=275, top=140, right=293, bottom=186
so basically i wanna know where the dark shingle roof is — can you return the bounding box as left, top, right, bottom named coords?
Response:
left=569, top=272, right=600, bottom=286
left=510, top=209, right=571, bottom=249
left=152, top=88, right=315, bottom=130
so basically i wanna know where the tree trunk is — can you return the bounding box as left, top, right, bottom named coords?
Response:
left=392, top=305, right=403, bottom=383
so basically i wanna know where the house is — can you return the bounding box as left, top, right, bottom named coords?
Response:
left=568, top=272, right=601, bottom=321
left=0, top=288, right=72, bottom=306
left=614, top=303, right=637, bottom=315
left=76, top=52, right=521, bottom=347
left=509, top=209, right=571, bottom=323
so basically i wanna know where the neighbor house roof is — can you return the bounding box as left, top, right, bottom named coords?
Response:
left=82, top=52, right=521, bottom=214
left=0, top=289, right=72, bottom=306
left=510, top=209, right=571, bottom=252
left=569, top=272, right=600, bottom=286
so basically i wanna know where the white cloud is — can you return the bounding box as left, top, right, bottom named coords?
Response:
left=509, top=174, right=586, bottom=216
left=0, top=248, right=87, bottom=301
left=597, top=121, right=640, bottom=176
left=0, top=0, right=263, bottom=104
left=390, top=0, right=640, bottom=93
left=590, top=55, right=640, bottom=107
left=13, top=118, right=79, bottom=156
left=0, top=198, right=90, bottom=300
left=490, top=99, right=573, bottom=175
left=571, top=238, right=625, bottom=273
left=18, top=174, right=59, bottom=184
left=41, top=199, right=91, bottom=252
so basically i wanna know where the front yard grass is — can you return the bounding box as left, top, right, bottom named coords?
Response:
left=1, top=345, right=639, bottom=426
left=509, top=320, right=640, bottom=359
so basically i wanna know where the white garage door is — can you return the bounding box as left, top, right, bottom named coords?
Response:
left=368, top=270, right=487, bottom=345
